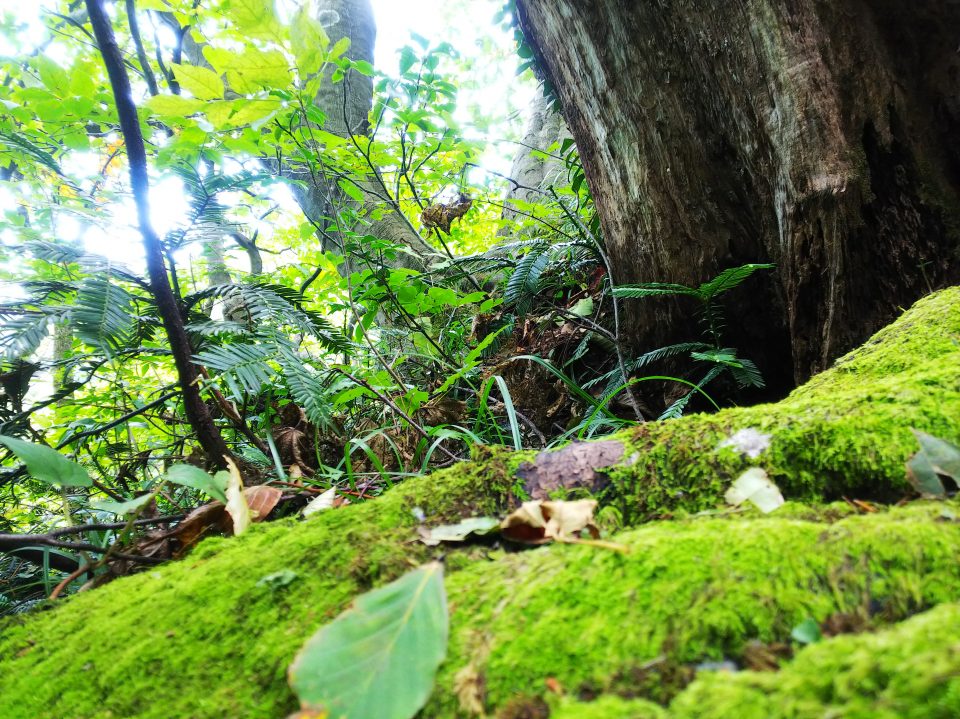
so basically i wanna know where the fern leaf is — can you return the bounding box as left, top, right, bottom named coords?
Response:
left=0, top=313, right=53, bottom=359
left=612, top=282, right=698, bottom=299
left=277, top=350, right=335, bottom=430
left=505, top=244, right=550, bottom=312
left=696, top=263, right=774, bottom=301
left=583, top=342, right=710, bottom=390
left=70, top=277, right=136, bottom=354
left=193, top=342, right=276, bottom=395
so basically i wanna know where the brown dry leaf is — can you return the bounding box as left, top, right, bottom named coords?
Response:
left=500, top=501, right=549, bottom=543
left=544, top=677, right=564, bottom=695
left=542, top=499, right=599, bottom=541
left=420, top=194, right=473, bottom=234
left=500, top=499, right=599, bottom=543
left=244, top=484, right=282, bottom=521
left=170, top=501, right=228, bottom=554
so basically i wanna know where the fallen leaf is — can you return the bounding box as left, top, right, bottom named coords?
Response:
left=245, top=484, right=282, bottom=521
left=542, top=499, right=599, bottom=541
left=790, top=618, right=822, bottom=645
left=224, top=457, right=251, bottom=535
left=258, top=569, right=298, bottom=589
left=724, top=468, right=784, bottom=513
left=302, top=487, right=337, bottom=517
left=289, top=562, right=448, bottom=719
left=420, top=516, right=500, bottom=546
left=906, top=430, right=960, bottom=498
left=500, top=499, right=599, bottom=543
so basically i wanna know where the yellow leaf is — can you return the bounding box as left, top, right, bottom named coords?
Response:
left=172, top=63, right=224, bottom=101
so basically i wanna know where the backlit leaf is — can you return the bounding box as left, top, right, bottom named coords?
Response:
left=172, top=64, right=224, bottom=101
left=0, top=436, right=91, bottom=487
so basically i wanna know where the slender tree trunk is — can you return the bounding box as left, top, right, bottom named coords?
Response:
left=86, top=0, right=231, bottom=468
left=500, top=90, right=573, bottom=234
left=515, top=0, right=960, bottom=388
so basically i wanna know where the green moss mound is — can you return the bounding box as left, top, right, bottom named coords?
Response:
left=670, top=601, right=960, bottom=719
left=0, top=287, right=957, bottom=718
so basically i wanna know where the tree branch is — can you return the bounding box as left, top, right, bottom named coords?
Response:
left=85, top=0, right=231, bottom=467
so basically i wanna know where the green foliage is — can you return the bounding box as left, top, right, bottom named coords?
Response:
left=0, top=435, right=90, bottom=487
left=289, top=562, right=448, bottom=719
left=614, top=263, right=774, bottom=417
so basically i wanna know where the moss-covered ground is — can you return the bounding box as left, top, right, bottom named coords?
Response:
left=0, top=287, right=957, bottom=718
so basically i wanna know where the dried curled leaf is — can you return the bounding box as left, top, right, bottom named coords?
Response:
left=224, top=457, right=252, bottom=535
left=420, top=193, right=472, bottom=234
left=500, top=499, right=599, bottom=544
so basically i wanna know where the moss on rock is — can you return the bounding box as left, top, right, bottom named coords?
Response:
left=0, top=288, right=957, bottom=718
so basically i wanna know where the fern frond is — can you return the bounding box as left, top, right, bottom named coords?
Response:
left=184, top=320, right=252, bottom=339
left=0, top=313, right=53, bottom=359
left=658, top=365, right=724, bottom=420
left=583, top=342, right=710, bottom=389
left=276, top=350, right=335, bottom=430
left=612, top=282, right=698, bottom=299
left=184, top=282, right=351, bottom=354
left=193, top=342, right=277, bottom=395
left=70, top=277, right=136, bottom=354
left=0, top=131, right=64, bottom=176
left=504, top=244, right=550, bottom=312
left=728, top=357, right=765, bottom=389
left=23, top=240, right=86, bottom=265
left=696, top=263, right=774, bottom=301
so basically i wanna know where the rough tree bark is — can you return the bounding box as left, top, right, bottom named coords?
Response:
left=514, top=0, right=960, bottom=388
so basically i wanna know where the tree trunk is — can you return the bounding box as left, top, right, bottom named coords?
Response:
left=514, top=0, right=960, bottom=387
left=500, top=90, right=573, bottom=234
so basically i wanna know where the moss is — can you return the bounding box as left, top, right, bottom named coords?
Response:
left=0, top=289, right=957, bottom=718
left=669, top=601, right=960, bottom=718
left=549, top=695, right=666, bottom=719
left=602, top=286, right=960, bottom=520
left=427, top=502, right=960, bottom=715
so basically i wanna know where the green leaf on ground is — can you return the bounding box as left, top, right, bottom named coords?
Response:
left=289, top=562, right=448, bottom=719
left=419, top=516, right=500, bottom=546
left=791, top=618, right=823, bottom=645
